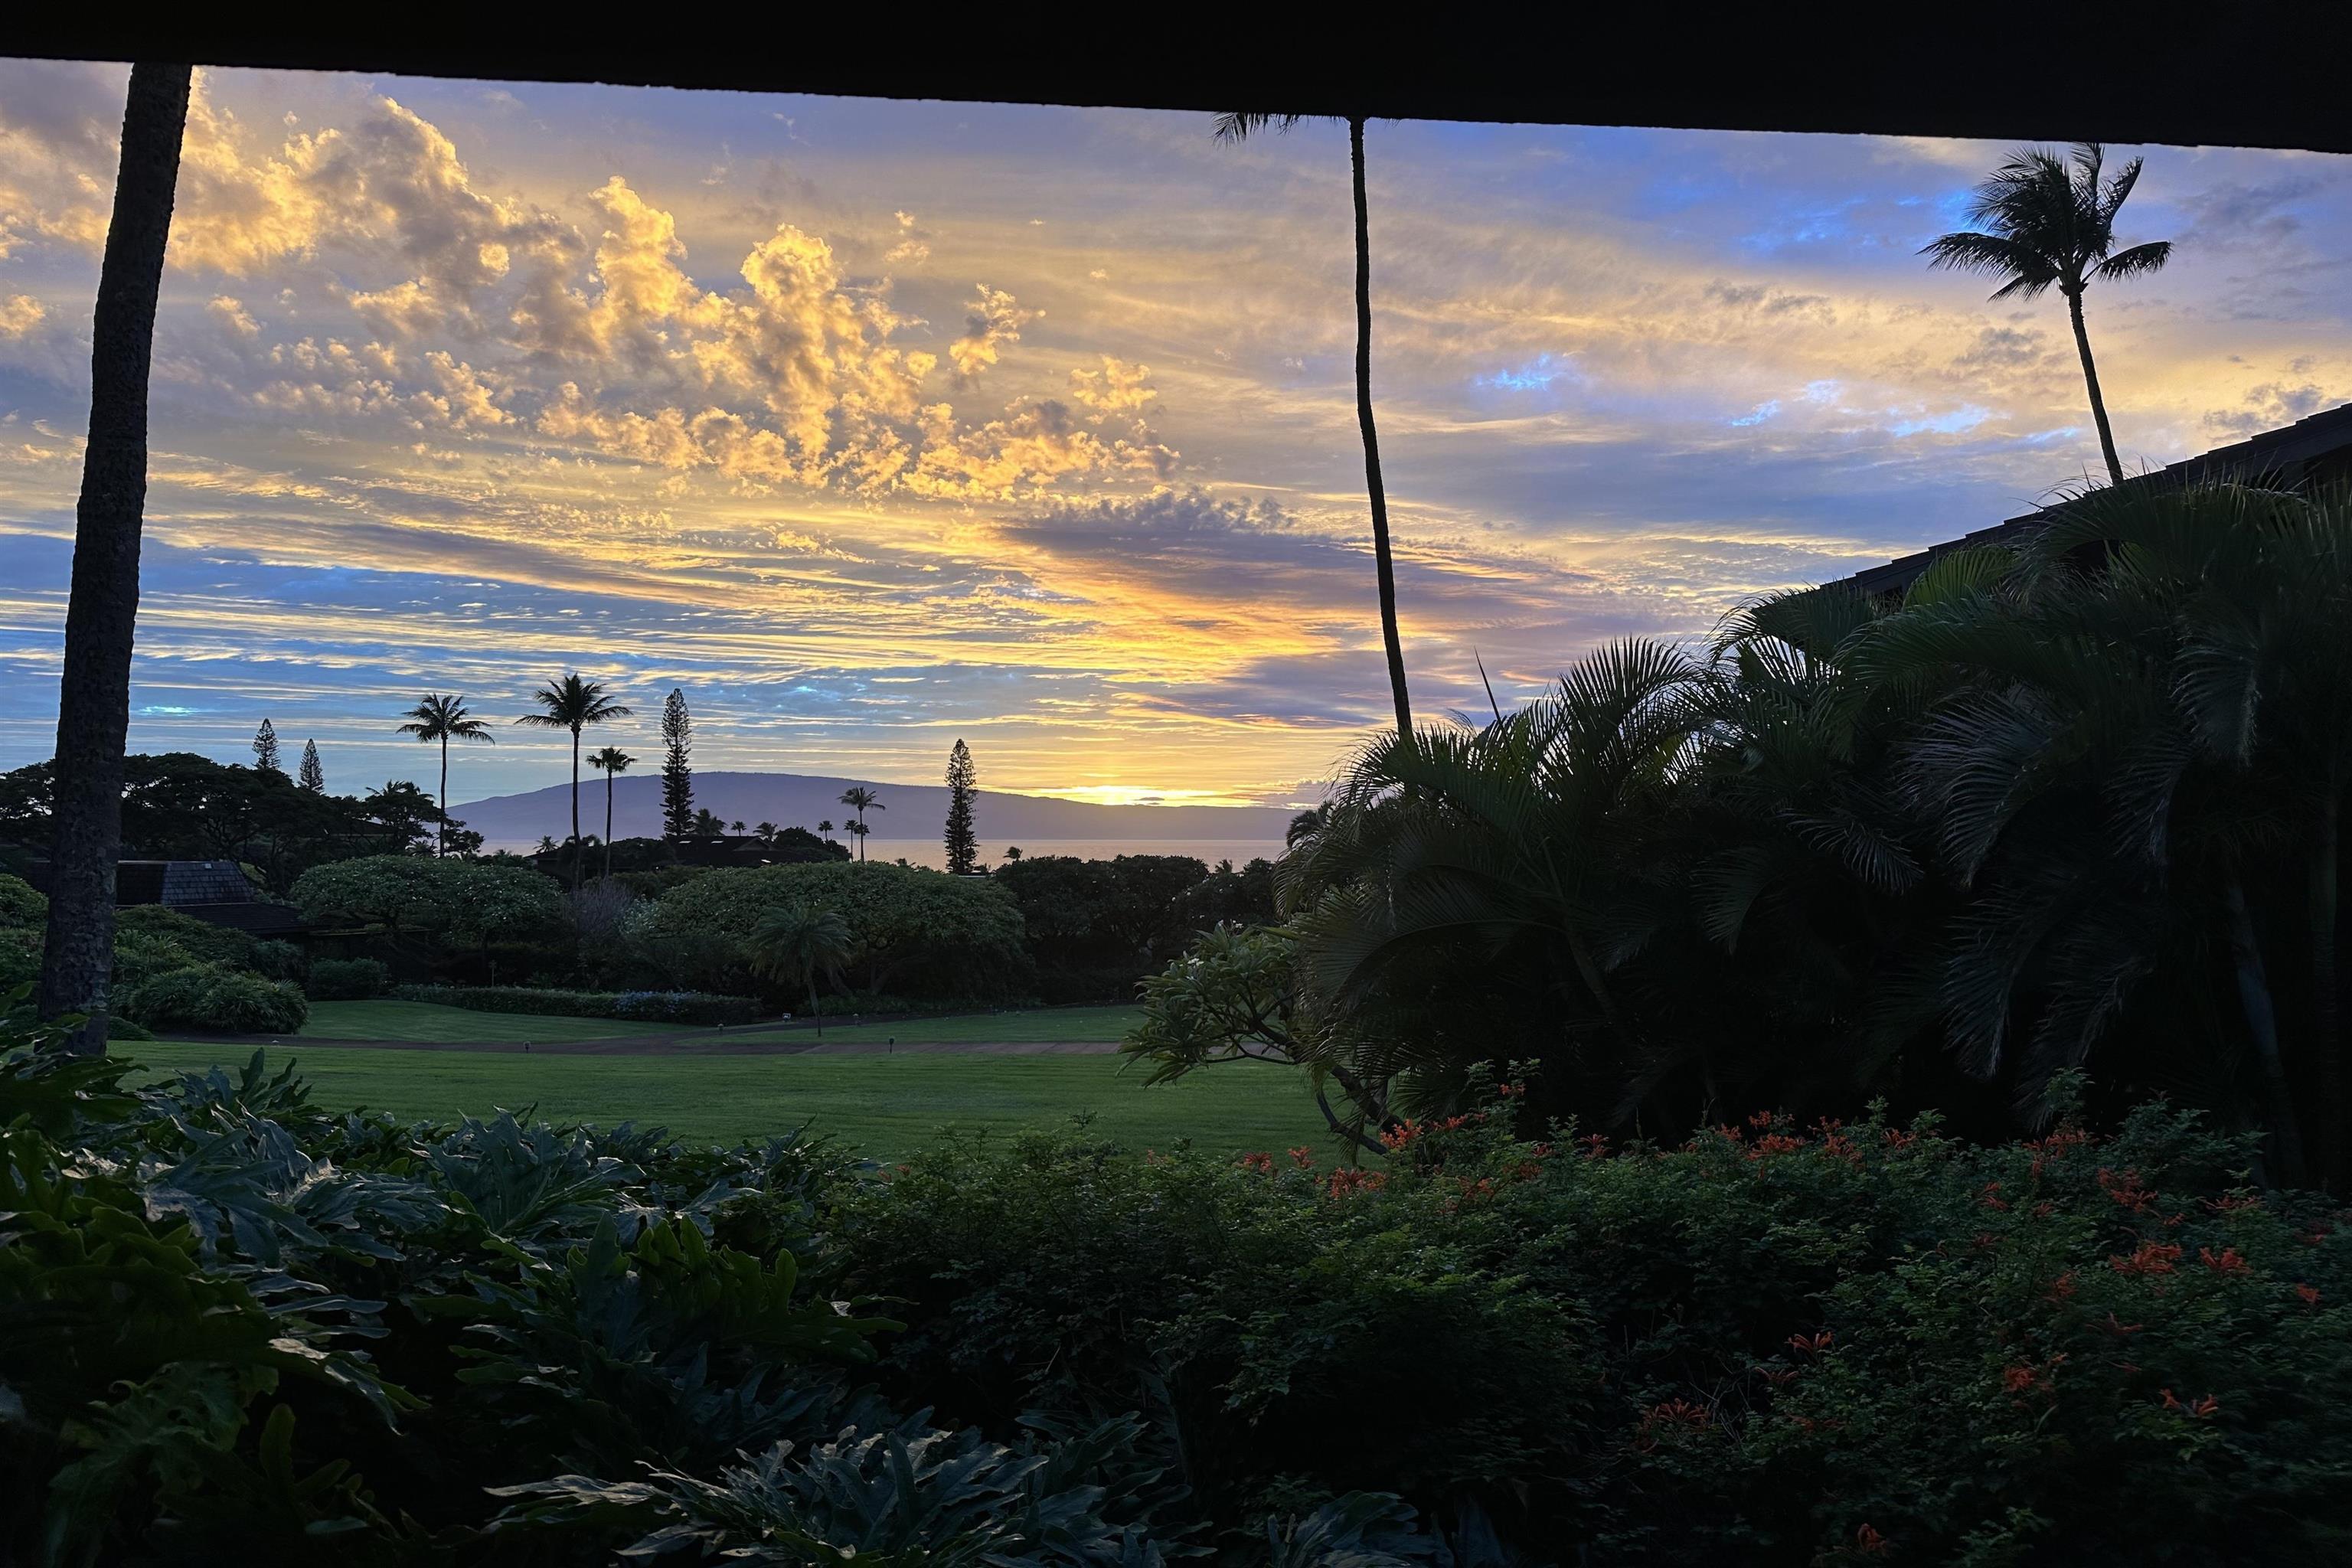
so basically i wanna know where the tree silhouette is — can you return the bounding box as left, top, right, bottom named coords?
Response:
left=589, top=745, right=636, bottom=882
left=38, top=63, right=192, bottom=1054
left=750, top=901, right=855, bottom=1037
left=298, top=739, right=325, bottom=792
left=514, top=675, right=633, bottom=890
left=1923, top=142, right=2172, bottom=486
left=1214, top=111, right=1412, bottom=743
left=838, top=786, right=884, bottom=861
left=944, top=739, right=978, bottom=875
left=659, top=688, right=694, bottom=841
left=251, top=719, right=282, bottom=776
left=398, top=693, right=495, bottom=859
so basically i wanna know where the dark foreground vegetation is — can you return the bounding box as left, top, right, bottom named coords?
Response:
left=8, top=1016, right=2350, bottom=1565
left=1142, top=482, right=2352, bottom=1191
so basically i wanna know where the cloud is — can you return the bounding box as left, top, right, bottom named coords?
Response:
left=884, top=210, right=929, bottom=266
left=2203, top=380, right=2335, bottom=438
left=0, top=295, right=44, bottom=338
left=948, top=283, right=1038, bottom=384
left=1068, top=355, right=1157, bottom=415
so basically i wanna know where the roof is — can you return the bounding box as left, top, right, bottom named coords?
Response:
left=115, top=860, right=260, bottom=906
left=9, top=20, right=2351, bottom=152
left=1842, top=403, right=2352, bottom=598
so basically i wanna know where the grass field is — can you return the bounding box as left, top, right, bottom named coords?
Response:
left=126, top=1043, right=1337, bottom=1161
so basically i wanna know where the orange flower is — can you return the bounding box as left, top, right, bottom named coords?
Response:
left=2199, top=1246, right=2251, bottom=1276
left=2098, top=1167, right=2155, bottom=1214
left=1787, top=1329, right=1834, bottom=1357
left=1238, top=1152, right=1274, bottom=1175
left=2295, top=1282, right=2321, bottom=1306
left=2110, top=1241, right=2182, bottom=1276
left=1287, top=1146, right=1316, bottom=1169
left=2043, top=1269, right=2077, bottom=1303
left=1855, top=1522, right=1890, bottom=1555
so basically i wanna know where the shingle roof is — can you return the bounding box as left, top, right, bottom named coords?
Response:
left=1842, top=402, right=2352, bottom=597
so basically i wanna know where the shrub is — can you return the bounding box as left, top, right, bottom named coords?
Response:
left=645, top=861, right=1031, bottom=1001
left=112, top=903, right=258, bottom=970
left=838, top=1095, right=2352, bottom=1563
left=109, top=931, right=201, bottom=989
left=307, top=956, right=391, bottom=1001
left=389, top=983, right=764, bottom=1027
left=119, top=963, right=309, bottom=1034
left=0, top=871, right=44, bottom=929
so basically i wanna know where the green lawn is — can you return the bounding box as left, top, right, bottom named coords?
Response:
left=124, top=1044, right=1338, bottom=1161
left=294, top=999, right=665, bottom=1043
left=732, top=1004, right=1145, bottom=1046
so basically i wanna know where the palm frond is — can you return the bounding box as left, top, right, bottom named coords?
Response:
left=2092, top=240, right=2171, bottom=282
left=1211, top=112, right=1306, bottom=144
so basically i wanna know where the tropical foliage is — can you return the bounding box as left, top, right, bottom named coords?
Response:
left=12, top=1017, right=2350, bottom=1564
left=642, top=860, right=1029, bottom=1001
left=1138, top=482, right=2352, bottom=1187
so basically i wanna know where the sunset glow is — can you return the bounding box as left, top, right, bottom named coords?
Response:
left=2, top=62, right=2347, bottom=804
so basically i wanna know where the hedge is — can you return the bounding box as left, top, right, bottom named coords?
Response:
left=119, top=963, right=308, bottom=1034
left=390, top=983, right=765, bottom=1026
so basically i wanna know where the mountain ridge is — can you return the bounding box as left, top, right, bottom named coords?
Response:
left=450, top=769, right=1298, bottom=848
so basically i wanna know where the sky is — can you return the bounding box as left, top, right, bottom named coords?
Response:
left=2, top=62, right=2347, bottom=809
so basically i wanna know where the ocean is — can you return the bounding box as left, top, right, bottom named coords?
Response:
left=849, top=838, right=1285, bottom=871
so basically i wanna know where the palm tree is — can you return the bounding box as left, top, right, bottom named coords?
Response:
left=37, top=63, right=192, bottom=1055
left=838, top=786, right=884, bottom=861
left=1215, top=111, right=1412, bottom=743
left=588, top=746, right=636, bottom=882
left=397, top=694, right=495, bottom=859
left=751, top=900, right=854, bottom=1036
left=514, top=675, right=634, bottom=889
left=1922, top=142, right=2172, bottom=487
left=818, top=818, right=835, bottom=835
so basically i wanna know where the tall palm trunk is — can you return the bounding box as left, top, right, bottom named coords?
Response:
left=38, top=64, right=192, bottom=1056
left=1350, top=116, right=1412, bottom=743
left=2065, top=287, right=2126, bottom=488
left=436, top=733, right=449, bottom=858
left=603, top=770, right=615, bottom=883
left=2223, top=875, right=2307, bottom=1186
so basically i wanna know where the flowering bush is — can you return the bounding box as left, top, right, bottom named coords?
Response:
left=839, top=1097, right=2352, bottom=1563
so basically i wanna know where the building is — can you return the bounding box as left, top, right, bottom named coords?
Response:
left=1841, top=402, right=2352, bottom=598
left=109, top=858, right=310, bottom=939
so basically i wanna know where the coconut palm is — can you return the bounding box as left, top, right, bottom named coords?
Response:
left=750, top=900, right=855, bottom=1036
left=514, top=675, right=634, bottom=889
left=588, top=746, right=635, bottom=882
left=398, top=694, right=496, bottom=858
left=1214, top=111, right=1412, bottom=743
left=838, top=786, right=884, bottom=861
left=1922, top=142, right=2172, bottom=487
left=37, top=64, right=192, bottom=1054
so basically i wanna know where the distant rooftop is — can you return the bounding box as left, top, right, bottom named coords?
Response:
left=115, top=859, right=258, bottom=907
left=1841, top=402, right=2352, bottom=598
